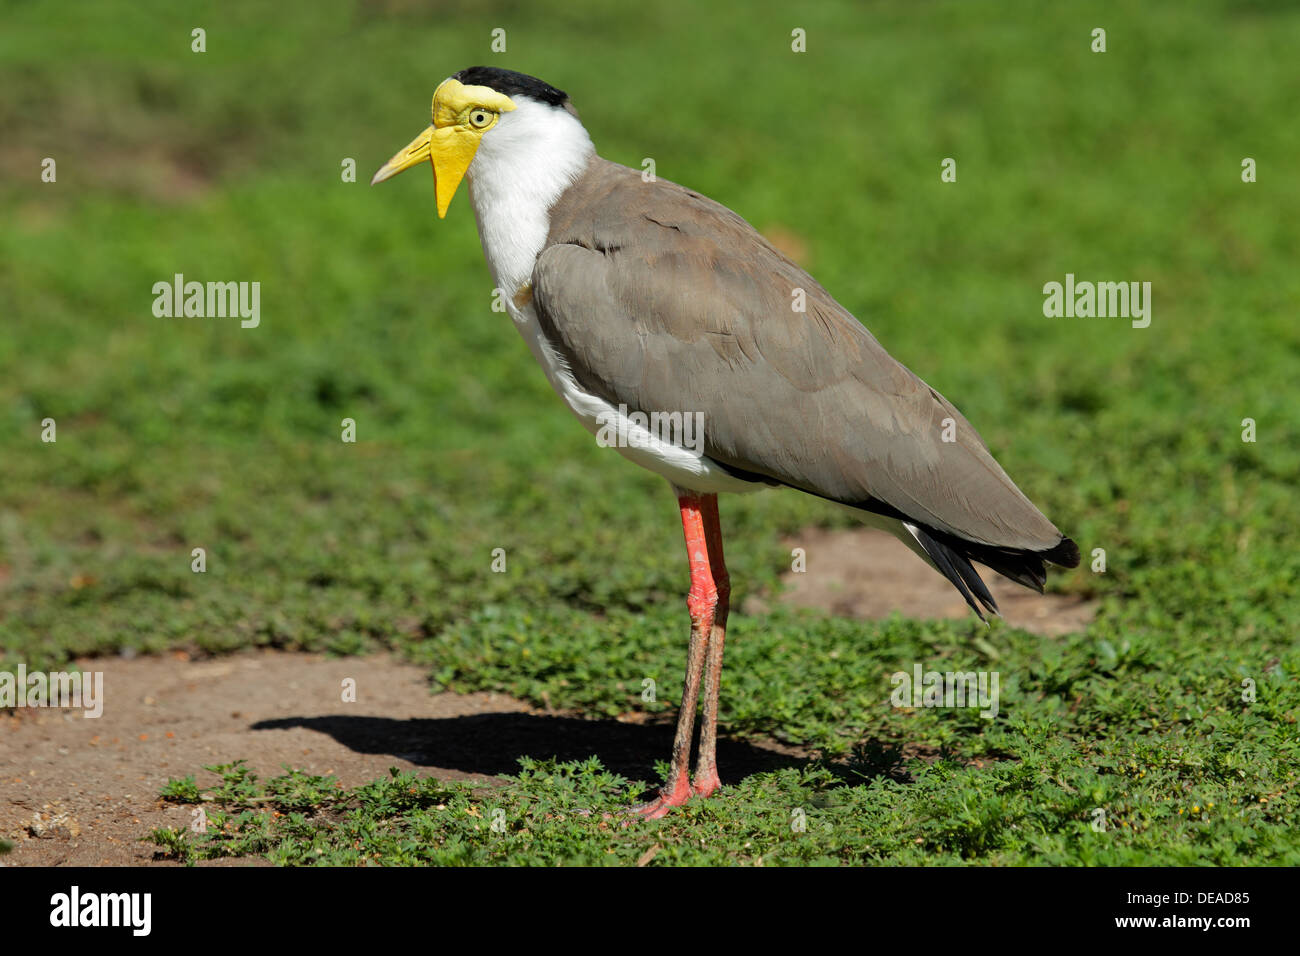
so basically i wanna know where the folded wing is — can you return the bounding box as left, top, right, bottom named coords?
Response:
left=533, top=157, right=1070, bottom=559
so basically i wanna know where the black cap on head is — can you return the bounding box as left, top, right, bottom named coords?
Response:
left=452, top=67, right=570, bottom=108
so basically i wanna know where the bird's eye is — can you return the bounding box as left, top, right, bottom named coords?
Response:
left=468, top=109, right=493, bottom=129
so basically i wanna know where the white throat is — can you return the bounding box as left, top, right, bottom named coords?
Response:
left=465, top=98, right=595, bottom=298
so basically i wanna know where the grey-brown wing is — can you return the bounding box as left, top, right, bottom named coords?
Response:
left=532, top=158, right=1063, bottom=551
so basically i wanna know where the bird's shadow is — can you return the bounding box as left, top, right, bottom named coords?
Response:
left=249, top=712, right=903, bottom=790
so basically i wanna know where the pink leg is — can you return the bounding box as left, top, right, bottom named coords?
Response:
left=692, top=495, right=729, bottom=798
left=632, top=489, right=718, bottom=819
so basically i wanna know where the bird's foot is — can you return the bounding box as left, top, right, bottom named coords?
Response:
left=692, top=769, right=721, bottom=799
left=629, top=774, right=694, bottom=820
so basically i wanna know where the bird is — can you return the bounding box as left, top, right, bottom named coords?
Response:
left=372, top=66, right=1080, bottom=818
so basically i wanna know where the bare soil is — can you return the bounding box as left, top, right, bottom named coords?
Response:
left=0, top=651, right=536, bottom=865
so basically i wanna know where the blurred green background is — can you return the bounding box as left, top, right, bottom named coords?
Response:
left=2, top=0, right=1298, bottom=863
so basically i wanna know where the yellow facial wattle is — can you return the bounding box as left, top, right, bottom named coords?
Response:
left=370, top=78, right=516, bottom=217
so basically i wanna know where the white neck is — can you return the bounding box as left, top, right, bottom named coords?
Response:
left=465, top=98, right=595, bottom=299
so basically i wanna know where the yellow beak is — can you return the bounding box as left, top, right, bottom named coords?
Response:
left=370, top=123, right=481, bottom=218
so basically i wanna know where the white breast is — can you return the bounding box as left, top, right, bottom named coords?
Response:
left=464, top=99, right=758, bottom=495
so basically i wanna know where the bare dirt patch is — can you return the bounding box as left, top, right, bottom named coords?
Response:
left=755, top=527, right=1096, bottom=636
left=0, top=651, right=533, bottom=866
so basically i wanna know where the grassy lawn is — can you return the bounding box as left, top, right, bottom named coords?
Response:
left=2, top=0, right=1298, bottom=864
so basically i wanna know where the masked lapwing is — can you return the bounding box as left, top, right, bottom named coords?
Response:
left=373, top=67, right=1080, bottom=818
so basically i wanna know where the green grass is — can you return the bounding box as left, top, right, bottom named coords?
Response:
left=150, top=725, right=1295, bottom=865
left=4, top=0, right=1300, bottom=864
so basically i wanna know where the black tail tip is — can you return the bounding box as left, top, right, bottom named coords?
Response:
left=1045, top=536, right=1081, bottom=568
